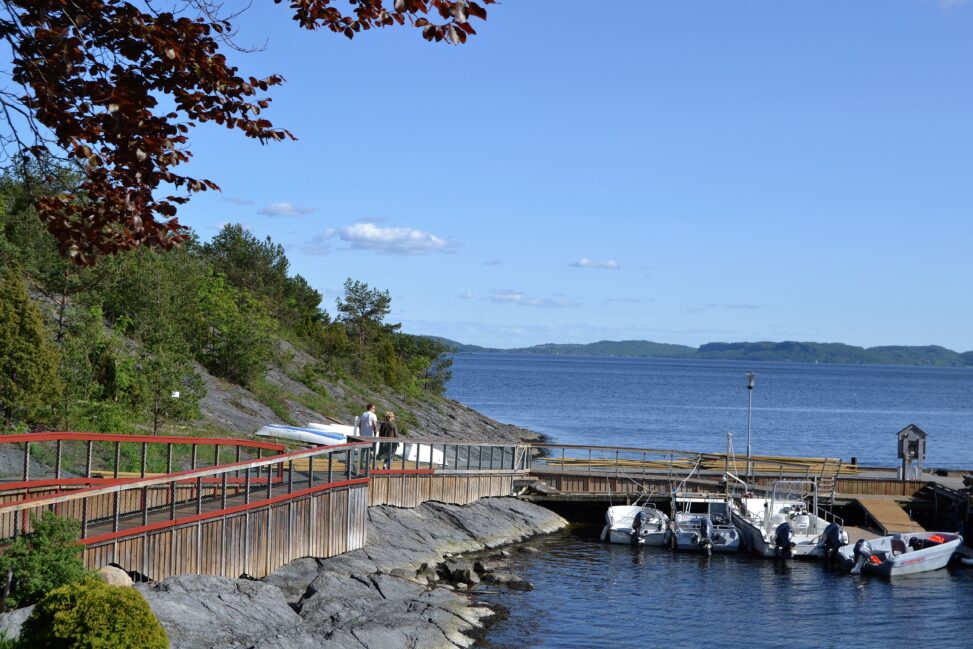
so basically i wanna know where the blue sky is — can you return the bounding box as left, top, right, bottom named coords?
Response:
left=178, top=1, right=973, bottom=350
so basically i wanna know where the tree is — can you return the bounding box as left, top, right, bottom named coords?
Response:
left=336, top=278, right=394, bottom=376
left=0, top=263, right=61, bottom=426
left=0, top=512, right=86, bottom=610
left=0, top=0, right=494, bottom=264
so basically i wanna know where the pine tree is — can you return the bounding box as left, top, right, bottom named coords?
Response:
left=0, top=264, right=61, bottom=426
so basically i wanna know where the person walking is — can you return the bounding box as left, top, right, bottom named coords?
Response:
left=378, top=411, right=398, bottom=468
left=359, top=404, right=379, bottom=437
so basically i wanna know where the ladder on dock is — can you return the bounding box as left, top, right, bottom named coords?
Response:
left=855, top=497, right=925, bottom=535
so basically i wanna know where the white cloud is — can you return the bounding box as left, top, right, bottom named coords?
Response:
left=258, top=202, right=314, bottom=217
left=570, top=257, right=620, bottom=270
left=305, top=222, right=448, bottom=255
left=458, top=291, right=475, bottom=300
left=936, top=0, right=967, bottom=9
left=489, top=290, right=579, bottom=308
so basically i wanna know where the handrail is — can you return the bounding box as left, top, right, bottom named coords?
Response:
left=0, top=431, right=285, bottom=452
left=0, top=441, right=370, bottom=514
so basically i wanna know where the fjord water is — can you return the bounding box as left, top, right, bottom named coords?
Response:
left=447, top=354, right=973, bottom=467
left=446, top=354, right=973, bottom=648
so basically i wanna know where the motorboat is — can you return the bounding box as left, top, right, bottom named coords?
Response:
left=838, top=532, right=963, bottom=577
left=601, top=501, right=671, bottom=546
left=669, top=494, right=740, bottom=554
left=729, top=480, right=847, bottom=559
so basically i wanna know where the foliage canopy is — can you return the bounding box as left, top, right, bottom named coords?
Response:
left=0, top=0, right=494, bottom=264
left=0, top=512, right=86, bottom=609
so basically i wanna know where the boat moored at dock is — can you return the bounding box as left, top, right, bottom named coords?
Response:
left=602, top=501, right=670, bottom=546
left=669, top=494, right=740, bottom=555
left=730, top=480, right=847, bottom=559
left=838, top=532, right=963, bottom=577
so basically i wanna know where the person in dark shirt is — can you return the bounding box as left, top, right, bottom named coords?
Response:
left=378, top=411, right=398, bottom=468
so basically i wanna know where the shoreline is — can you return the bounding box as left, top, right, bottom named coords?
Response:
left=130, top=498, right=567, bottom=648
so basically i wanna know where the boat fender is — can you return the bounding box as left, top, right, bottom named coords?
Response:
left=929, top=534, right=945, bottom=544
left=774, top=522, right=795, bottom=558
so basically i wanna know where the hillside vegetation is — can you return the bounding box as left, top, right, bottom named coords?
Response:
left=0, top=168, right=509, bottom=441
left=433, top=338, right=973, bottom=367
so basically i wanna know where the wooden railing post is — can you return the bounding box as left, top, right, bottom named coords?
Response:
left=85, top=440, right=93, bottom=479
left=54, top=440, right=62, bottom=480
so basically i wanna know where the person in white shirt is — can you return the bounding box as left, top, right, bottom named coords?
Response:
left=359, top=403, right=379, bottom=437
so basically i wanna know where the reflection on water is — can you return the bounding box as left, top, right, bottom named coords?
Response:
left=475, top=529, right=973, bottom=649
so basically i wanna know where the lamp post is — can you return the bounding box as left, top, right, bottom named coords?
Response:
left=746, top=372, right=755, bottom=478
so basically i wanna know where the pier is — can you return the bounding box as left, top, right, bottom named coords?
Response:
left=0, top=433, right=969, bottom=581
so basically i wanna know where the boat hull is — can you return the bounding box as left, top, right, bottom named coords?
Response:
left=603, top=505, right=670, bottom=546
left=838, top=533, right=962, bottom=577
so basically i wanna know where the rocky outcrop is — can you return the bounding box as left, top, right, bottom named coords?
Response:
left=138, top=498, right=566, bottom=649
left=198, top=340, right=540, bottom=444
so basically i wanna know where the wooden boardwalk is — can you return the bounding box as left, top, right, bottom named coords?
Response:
left=855, top=497, right=925, bottom=535
left=0, top=433, right=529, bottom=581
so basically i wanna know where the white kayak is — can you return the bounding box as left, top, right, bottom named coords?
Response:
left=838, top=532, right=963, bottom=577
left=256, top=423, right=352, bottom=446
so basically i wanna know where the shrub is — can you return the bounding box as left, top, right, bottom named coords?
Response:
left=0, top=512, right=85, bottom=609
left=18, top=578, right=168, bottom=649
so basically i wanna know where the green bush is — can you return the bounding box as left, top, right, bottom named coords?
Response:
left=0, top=513, right=86, bottom=609
left=19, top=578, right=168, bottom=649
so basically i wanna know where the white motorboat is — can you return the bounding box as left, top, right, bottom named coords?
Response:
left=838, top=532, right=963, bottom=577
left=601, top=502, right=671, bottom=546
left=729, top=480, right=847, bottom=559
left=669, top=495, right=740, bottom=554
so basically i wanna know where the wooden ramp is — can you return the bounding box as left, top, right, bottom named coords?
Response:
left=855, top=497, right=924, bottom=535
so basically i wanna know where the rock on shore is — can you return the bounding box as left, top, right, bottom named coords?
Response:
left=136, top=498, right=566, bottom=649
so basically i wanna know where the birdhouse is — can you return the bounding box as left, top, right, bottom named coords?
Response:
left=896, top=424, right=927, bottom=480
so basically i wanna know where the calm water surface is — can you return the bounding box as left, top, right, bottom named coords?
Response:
left=474, top=530, right=973, bottom=649
left=447, top=354, right=973, bottom=467
left=446, top=355, right=973, bottom=648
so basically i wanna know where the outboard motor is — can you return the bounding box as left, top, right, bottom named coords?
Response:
left=850, top=539, right=874, bottom=575
left=821, top=523, right=849, bottom=560
left=774, top=521, right=795, bottom=558
left=631, top=510, right=644, bottom=545
left=697, top=516, right=714, bottom=555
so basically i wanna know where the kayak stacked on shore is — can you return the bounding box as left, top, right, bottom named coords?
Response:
left=601, top=479, right=965, bottom=577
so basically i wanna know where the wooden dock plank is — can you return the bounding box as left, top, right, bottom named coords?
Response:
left=855, top=497, right=924, bottom=535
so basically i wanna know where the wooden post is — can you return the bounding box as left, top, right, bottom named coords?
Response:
left=22, top=442, right=30, bottom=482
left=221, top=473, right=228, bottom=509
left=196, top=477, right=203, bottom=515
left=166, top=444, right=173, bottom=474
left=85, top=440, right=93, bottom=479
left=191, top=444, right=197, bottom=471
left=346, top=450, right=352, bottom=480
left=54, top=440, right=62, bottom=480
left=114, top=441, right=120, bottom=479
left=287, top=461, right=294, bottom=494
left=141, top=442, right=148, bottom=478
left=142, top=486, right=149, bottom=526
left=328, top=453, right=333, bottom=483
left=309, top=456, right=315, bottom=488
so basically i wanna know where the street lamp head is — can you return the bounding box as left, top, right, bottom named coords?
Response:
left=746, top=372, right=755, bottom=390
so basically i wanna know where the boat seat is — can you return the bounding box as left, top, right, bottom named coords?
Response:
left=891, top=539, right=908, bottom=556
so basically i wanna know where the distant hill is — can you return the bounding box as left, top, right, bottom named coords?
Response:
left=425, top=337, right=973, bottom=368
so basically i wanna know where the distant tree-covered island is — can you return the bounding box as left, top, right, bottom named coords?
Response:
left=425, top=337, right=973, bottom=368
